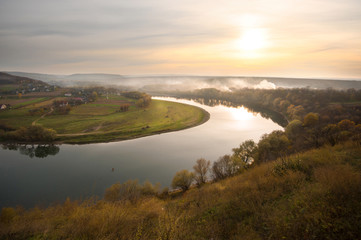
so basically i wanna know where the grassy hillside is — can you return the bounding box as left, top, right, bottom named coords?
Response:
left=1, top=142, right=360, bottom=240
left=51, top=98, right=208, bottom=143
left=0, top=96, right=209, bottom=144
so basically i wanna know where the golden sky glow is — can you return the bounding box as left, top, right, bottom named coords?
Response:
left=0, top=0, right=360, bottom=79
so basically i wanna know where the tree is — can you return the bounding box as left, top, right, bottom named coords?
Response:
left=212, top=155, right=238, bottom=181
left=119, top=104, right=130, bottom=112
left=285, top=120, right=303, bottom=139
left=322, top=124, right=340, bottom=146
left=104, top=182, right=122, bottom=202
left=141, top=180, right=160, bottom=196
left=232, top=140, right=257, bottom=165
left=104, top=180, right=141, bottom=203
left=303, top=113, right=319, bottom=127
left=337, top=119, right=355, bottom=131
left=287, top=105, right=305, bottom=120
left=171, top=170, right=194, bottom=191
left=256, top=130, right=290, bottom=163
left=90, top=91, right=98, bottom=101
left=193, top=158, right=210, bottom=186
left=9, top=125, right=57, bottom=142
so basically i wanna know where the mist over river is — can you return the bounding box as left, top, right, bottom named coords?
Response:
left=0, top=98, right=283, bottom=208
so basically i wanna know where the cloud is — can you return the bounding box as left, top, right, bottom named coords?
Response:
left=0, top=0, right=361, bottom=78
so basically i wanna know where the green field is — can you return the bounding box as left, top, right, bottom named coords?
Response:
left=14, top=97, right=49, bottom=108
left=0, top=96, right=209, bottom=143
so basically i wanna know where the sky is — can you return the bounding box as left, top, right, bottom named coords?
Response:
left=0, top=0, right=360, bottom=79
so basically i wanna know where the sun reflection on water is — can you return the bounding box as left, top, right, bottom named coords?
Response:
left=227, top=106, right=255, bottom=121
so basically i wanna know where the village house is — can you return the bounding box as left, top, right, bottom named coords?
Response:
left=68, top=97, right=84, bottom=106
left=0, top=104, right=10, bottom=110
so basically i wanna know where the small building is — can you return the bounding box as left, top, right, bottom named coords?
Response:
left=0, top=104, right=10, bottom=110
left=64, top=93, right=72, bottom=97
left=69, top=98, right=84, bottom=106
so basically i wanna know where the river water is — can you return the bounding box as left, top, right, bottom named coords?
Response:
left=0, top=97, right=283, bottom=208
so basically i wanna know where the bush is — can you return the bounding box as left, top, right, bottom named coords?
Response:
left=212, top=155, right=238, bottom=181
left=104, top=180, right=160, bottom=203
left=0, top=207, right=16, bottom=224
left=171, top=170, right=194, bottom=191
left=6, top=125, right=57, bottom=142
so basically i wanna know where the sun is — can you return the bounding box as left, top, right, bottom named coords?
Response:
left=236, top=28, right=269, bottom=57
left=239, top=29, right=266, bottom=51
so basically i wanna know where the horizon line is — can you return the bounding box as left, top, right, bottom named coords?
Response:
left=2, top=70, right=361, bottom=82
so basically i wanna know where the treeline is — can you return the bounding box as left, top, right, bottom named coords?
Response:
left=165, top=86, right=361, bottom=199
left=0, top=125, right=57, bottom=142
left=169, top=87, right=361, bottom=162
left=173, top=87, right=361, bottom=125
left=122, top=91, right=152, bottom=108
left=171, top=116, right=361, bottom=192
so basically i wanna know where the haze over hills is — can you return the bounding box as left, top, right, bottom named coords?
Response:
left=0, top=72, right=50, bottom=86
left=4, top=71, right=361, bottom=92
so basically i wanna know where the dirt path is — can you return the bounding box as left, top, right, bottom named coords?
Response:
left=58, top=122, right=107, bottom=137
left=57, top=130, right=111, bottom=137
left=94, top=122, right=103, bottom=131
left=57, top=132, right=103, bottom=137
left=32, top=107, right=54, bottom=126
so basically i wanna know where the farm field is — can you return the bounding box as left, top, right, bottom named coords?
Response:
left=0, top=95, right=209, bottom=143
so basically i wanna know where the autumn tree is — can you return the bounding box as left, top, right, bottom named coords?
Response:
left=119, top=104, right=130, bottom=112
left=212, top=155, right=238, bottom=181
left=303, top=112, right=319, bottom=127
left=141, top=180, right=161, bottom=196
left=104, top=180, right=142, bottom=203
left=193, top=158, right=210, bottom=186
left=285, top=120, right=303, bottom=139
left=322, top=124, right=340, bottom=146
left=256, top=130, right=290, bottom=163
left=337, top=119, right=355, bottom=131
left=232, top=140, right=257, bottom=165
left=9, top=125, right=57, bottom=142
left=90, top=91, right=98, bottom=101
left=171, top=170, right=194, bottom=191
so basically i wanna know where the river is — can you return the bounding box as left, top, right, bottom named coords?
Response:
left=0, top=97, right=283, bottom=208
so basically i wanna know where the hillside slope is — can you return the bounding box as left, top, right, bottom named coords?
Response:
left=0, top=72, right=49, bottom=86
left=1, top=142, right=360, bottom=240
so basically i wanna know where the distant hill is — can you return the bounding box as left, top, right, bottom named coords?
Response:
left=5, top=71, right=361, bottom=91
left=0, top=72, right=50, bottom=86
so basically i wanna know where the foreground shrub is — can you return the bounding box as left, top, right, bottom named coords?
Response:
left=171, top=170, right=194, bottom=191
left=104, top=180, right=160, bottom=203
